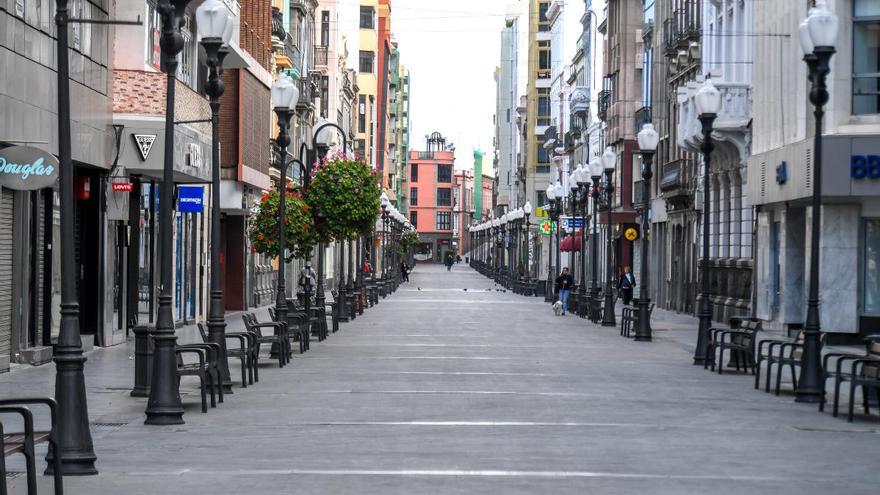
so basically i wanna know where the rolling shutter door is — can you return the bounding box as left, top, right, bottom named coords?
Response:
left=0, top=188, right=14, bottom=358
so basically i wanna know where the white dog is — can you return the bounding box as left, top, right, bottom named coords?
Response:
left=552, top=300, right=563, bottom=316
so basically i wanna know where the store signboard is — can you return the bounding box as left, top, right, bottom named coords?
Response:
left=177, top=186, right=204, bottom=213
left=0, top=146, right=59, bottom=190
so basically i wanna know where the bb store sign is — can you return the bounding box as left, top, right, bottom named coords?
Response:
left=0, top=146, right=59, bottom=190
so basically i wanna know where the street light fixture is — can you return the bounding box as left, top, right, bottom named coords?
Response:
left=146, top=0, right=195, bottom=426
left=795, top=0, right=837, bottom=403
left=270, top=73, right=300, bottom=358
left=198, top=0, right=234, bottom=391
left=523, top=201, right=532, bottom=286
left=635, top=123, right=659, bottom=341
left=588, top=158, right=604, bottom=322
left=575, top=164, right=590, bottom=317
left=600, top=147, right=617, bottom=327
left=692, top=77, right=722, bottom=364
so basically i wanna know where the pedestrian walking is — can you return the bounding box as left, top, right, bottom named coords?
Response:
left=400, top=261, right=410, bottom=282
left=555, top=267, right=574, bottom=315
left=618, top=266, right=636, bottom=306
left=445, top=253, right=454, bottom=271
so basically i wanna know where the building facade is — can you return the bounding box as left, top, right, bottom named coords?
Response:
left=409, top=133, right=456, bottom=262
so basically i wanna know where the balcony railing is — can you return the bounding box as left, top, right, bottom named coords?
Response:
left=315, top=45, right=328, bottom=67
left=634, top=106, right=651, bottom=135
left=597, top=90, right=611, bottom=122
left=296, top=76, right=314, bottom=110
left=659, top=158, right=691, bottom=193
left=663, top=2, right=700, bottom=56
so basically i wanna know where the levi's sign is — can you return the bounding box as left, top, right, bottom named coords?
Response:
left=0, top=146, right=59, bottom=190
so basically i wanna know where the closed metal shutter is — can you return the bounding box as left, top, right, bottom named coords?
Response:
left=0, top=188, right=14, bottom=358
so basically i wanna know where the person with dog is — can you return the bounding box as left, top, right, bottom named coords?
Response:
left=618, top=266, right=636, bottom=306
left=554, top=267, right=575, bottom=316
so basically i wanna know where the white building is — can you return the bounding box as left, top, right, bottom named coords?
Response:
left=496, top=2, right=527, bottom=211
left=747, top=0, right=880, bottom=339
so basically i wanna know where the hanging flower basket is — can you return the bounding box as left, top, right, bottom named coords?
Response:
left=306, top=153, right=381, bottom=242
left=399, top=229, right=420, bottom=254
left=248, top=186, right=317, bottom=262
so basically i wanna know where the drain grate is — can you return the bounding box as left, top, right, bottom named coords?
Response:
left=5, top=472, right=24, bottom=480
left=91, top=422, right=128, bottom=428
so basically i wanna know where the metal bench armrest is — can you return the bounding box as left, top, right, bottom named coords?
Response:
left=176, top=348, right=206, bottom=368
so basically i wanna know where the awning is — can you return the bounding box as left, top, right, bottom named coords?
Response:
left=560, top=230, right=583, bottom=252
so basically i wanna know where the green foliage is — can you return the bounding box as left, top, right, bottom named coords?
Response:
left=248, top=187, right=317, bottom=262
left=399, top=229, right=420, bottom=254
left=306, top=154, right=382, bottom=242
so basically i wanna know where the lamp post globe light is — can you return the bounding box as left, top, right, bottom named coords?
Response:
left=635, top=123, right=659, bottom=341
left=600, top=148, right=618, bottom=327
left=588, top=158, right=604, bottom=322
left=198, top=0, right=235, bottom=391
left=795, top=0, right=838, bottom=403
left=145, top=0, right=195, bottom=426
left=692, top=77, right=722, bottom=364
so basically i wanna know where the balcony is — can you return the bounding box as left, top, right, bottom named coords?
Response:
left=663, top=3, right=700, bottom=57
left=274, top=33, right=299, bottom=73
left=569, top=85, right=590, bottom=118
left=314, top=45, right=328, bottom=67
left=659, top=158, right=690, bottom=193
left=597, top=90, right=611, bottom=122
left=677, top=78, right=751, bottom=162
left=634, top=106, right=651, bottom=135
left=295, top=75, right=316, bottom=111
left=633, top=180, right=647, bottom=207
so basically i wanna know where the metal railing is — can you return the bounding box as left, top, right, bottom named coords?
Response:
left=315, top=45, right=328, bottom=67
left=659, top=158, right=691, bottom=192
left=597, top=90, right=611, bottom=122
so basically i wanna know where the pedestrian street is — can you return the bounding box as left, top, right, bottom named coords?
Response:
left=1, top=264, right=876, bottom=494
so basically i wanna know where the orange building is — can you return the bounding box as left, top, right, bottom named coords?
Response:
left=408, top=132, right=456, bottom=263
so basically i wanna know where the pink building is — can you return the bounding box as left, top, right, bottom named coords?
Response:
left=408, top=132, right=456, bottom=263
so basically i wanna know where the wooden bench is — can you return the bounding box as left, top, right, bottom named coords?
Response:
left=0, top=398, right=62, bottom=495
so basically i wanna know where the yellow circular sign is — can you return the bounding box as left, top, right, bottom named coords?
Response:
left=624, top=227, right=638, bottom=241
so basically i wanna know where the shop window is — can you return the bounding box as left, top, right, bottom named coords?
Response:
left=864, top=219, right=880, bottom=314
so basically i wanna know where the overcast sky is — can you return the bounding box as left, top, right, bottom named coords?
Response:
left=391, top=0, right=521, bottom=171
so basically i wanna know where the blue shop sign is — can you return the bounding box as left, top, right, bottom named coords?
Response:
left=565, top=218, right=585, bottom=228
left=177, top=186, right=204, bottom=213
left=0, top=146, right=59, bottom=190
left=851, top=155, right=880, bottom=179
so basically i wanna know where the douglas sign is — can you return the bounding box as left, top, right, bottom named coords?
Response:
left=0, top=146, right=59, bottom=190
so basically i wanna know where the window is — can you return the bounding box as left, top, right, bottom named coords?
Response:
left=360, top=6, right=375, bottom=29
left=437, top=188, right=451, bottom=206
left=436, top=211, right=451, bottom=230
left=410, top=211, right=418, bottom=229
left=359, top=50, right=374, bottom=74
left=536, top=138, right=549, bottom=164
left=356, top=139, right=366, bottom=160
left=321, top=11, right=330, bottom=46
left=438, top=164, right=452, bottom=183
left=864, top=219, right=880, bottom=314
left=410, top=187, right=418, bottom=206
left=410, top=163, right=419, bottom=181
left=538, top=1, right=550, bottom=31
left=539, top=49, right=551, bottom=71
left=537, top=88, right=550, bottom=126
left=536, top=190, right=548, bottom=208
left=320, top=76, right=329, bottom=118
left=147, top=1, right=161, bottom=70
left=853, top=0, right=880, bottom=114
left=358, top=95, right=366, bottom=133
left=536, top=166, right=551, bottom=174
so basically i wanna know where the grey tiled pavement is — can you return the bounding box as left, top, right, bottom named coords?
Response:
left=2, top=263, right=879, bottom=494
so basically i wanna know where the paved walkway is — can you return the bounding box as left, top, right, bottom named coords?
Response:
left=2, top=264, right=878, bottom=494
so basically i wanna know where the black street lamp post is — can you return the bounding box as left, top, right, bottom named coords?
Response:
left=577, top=168, right=589, bottom=317
left=795, top=2, right=837, bottom=402
left=635, top=123, right=659, bottom=341
left=601, top=148, right=617, bottom=327
left=692, top=78, right=722, bottom=364
left=145, top=0, right=194, bottom=426
left=523, top=202, right=532, bottom=289
left=588, top=159, right=603, bottom=323
left=270, top=74, right=299, bottom=363
left=51, top=0, right=99, bottom=472
left=545, top=183, right=562, bottom=302
left=199, top=0, right=234, bottom=392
